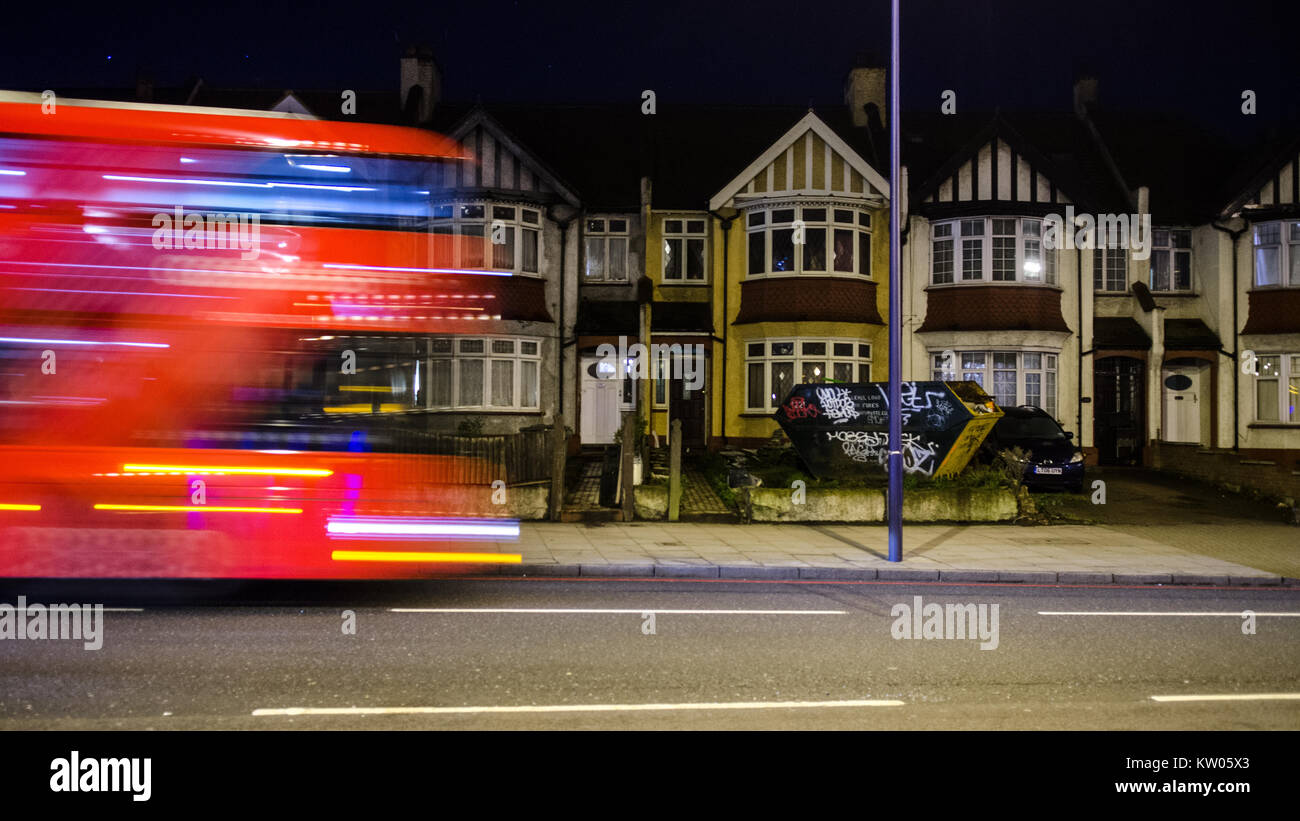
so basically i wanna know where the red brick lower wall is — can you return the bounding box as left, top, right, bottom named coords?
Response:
left=1150, top=442, right=1300, bottom=502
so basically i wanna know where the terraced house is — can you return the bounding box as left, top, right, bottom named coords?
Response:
left=637, top=70, right=892, bottom=449
left=65, top=51, right=1296, bottom=500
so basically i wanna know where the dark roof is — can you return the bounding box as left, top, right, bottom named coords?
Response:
left=1091, top=110, right=1241, bottom=224
left=651, top=301, right=713, bottom=333
left=1093, top=317, right=1151, bottom=349
left=642, top=104, right=881, bottom=209
left=432, top=102, right=881, bottom=210
left=432, top=102, right=646, bottom=210
left=904, top=110, right=1133, bottom=214
left=27, top=86, right=408, bottom=124
left=1164, top=318, right=1221, bottom=351
left=575, top=300, right=638, bottom=334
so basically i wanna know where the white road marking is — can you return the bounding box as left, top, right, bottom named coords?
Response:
left=1039, top=611, right=1300, bottom=617
left=390, top=608, right=846, bottom=615
left=253, top=698, right=903, bottom=717
left=1151, top=693, right=1300, bottom=703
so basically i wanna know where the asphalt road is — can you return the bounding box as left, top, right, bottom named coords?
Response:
left=1, top=578, right=1297, bottom=730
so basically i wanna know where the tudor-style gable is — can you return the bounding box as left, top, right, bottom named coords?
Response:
left=1221, top=133, right=1300, bottom=219
left=443, top=107, right=581, bottom=206
left=709, top=111, right=889, bottom=211
left=912, top=117, right=1102, bottom=218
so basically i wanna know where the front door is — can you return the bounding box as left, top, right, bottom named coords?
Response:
left=669, top=378, right=706, bottom=449
left=1094, top=356, right=1144, bottom=465
left=1161, top=361, right=1202, bottom=443
left=580, top=355, right=631, bottom=444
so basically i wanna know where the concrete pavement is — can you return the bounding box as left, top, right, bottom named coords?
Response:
left=470, top=519, right=1299, bottom=586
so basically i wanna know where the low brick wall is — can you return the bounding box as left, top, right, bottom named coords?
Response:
left=746, top=486, right=1016, bottom=523
left=1150, top=442, right=1300, bottom=504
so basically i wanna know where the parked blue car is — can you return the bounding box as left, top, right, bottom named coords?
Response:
left=981, top=406, right=1085, bottom=492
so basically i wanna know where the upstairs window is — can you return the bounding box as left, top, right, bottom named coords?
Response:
left=1253, top=221, right=1300, bottom=287
left=585, top=218, right=630, bottom=282
left=931, top=217, right=1056, bottom=285
left=1093, top=246, right=1128, bottom=292
left=663, top=218, right=707, bottom=282
left=746, top=206, right=871, bottom=278
left=431, top=202, right=541, bottom=274
left=1150, top=228, right=1192, bottom=292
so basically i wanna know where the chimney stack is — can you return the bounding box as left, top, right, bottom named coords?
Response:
left=400, top=45, right=440, bottom=125
left=844, top=65, right=886, bottom=128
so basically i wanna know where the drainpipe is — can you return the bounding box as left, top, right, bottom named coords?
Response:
left=709, top=209, right=736, bottom=446
left=1077, top=245, right=1084, bottom=448
left=1211, top=220, right=1246, bottom=451
left=548, top=205, right=576, bottom=419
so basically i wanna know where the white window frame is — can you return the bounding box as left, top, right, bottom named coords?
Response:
left=744, top=337, right=873, bottom=412
left=1252, top=220, right=1300, bottom=288
left=933, top=349, right=1058, bottom=418
left=1150, top=228, right=1193, bottom=292
left=1093, top=245, right=1128, bottom=293
left=427, top=335, right=543, bottom=411
left=662, top=216, right=709, bottom=283
left=744, top=205, right=872, bottom=279
left=930, top=216, right=1057, bottom=285
left=430, top=200, right=541, bottom=275
left=1253, top=353, right=1300, bottom=423
left=584, top=216, right=631, bottom=282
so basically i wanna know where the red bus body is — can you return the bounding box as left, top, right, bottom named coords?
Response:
left=0, top=93, right=519, bottom=578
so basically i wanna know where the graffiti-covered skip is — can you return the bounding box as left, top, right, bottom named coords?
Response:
left=774, top=381, right=1003, bottom=479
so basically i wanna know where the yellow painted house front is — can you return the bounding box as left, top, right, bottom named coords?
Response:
left=706, top=111, right=892, bottom=448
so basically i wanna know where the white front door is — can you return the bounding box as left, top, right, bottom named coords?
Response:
left=1162, top=365, right=1200, bottom=443
left=580, top=356, right=628, bottom=444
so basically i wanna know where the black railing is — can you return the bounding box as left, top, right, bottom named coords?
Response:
left=390, top=428, right=553, bottom=486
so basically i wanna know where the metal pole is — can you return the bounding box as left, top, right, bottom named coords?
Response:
left=887, top=0, right=903, bottom=562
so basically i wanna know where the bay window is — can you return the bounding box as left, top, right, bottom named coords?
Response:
left=746, top=206, right=871, bottom=277
left=1253, top=221, right=1300, bottom=287
left=1254, top=354, right=1300, bottom=423
left=745, top=338, right=872, bottom=411
left=431, top=201, right=541, bottom=274
left=931, top=217, right=1056, bottom=285
left=428, top=336, right=541, bottom=410
left=933, top=350, right=1057, bottom=417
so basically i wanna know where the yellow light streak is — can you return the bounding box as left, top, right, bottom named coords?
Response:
left=123, top=464, right=332, bottom=477
left=95, top=504, right=303, bottom=514
left=331, top=550, right=522, bottom=564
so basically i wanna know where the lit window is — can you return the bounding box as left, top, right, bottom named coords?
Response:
left=746, top=206, right=871, bottom=278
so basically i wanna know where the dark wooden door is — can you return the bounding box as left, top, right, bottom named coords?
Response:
left=669, top=378, right=706, bottom=449
left=1094, top=356, right=1144, bottom=465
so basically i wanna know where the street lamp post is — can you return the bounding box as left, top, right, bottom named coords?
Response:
left=887, top=0, right=903, bottom=562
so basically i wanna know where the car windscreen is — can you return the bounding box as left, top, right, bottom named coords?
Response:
left=997, top=415, right=1067, bottom=440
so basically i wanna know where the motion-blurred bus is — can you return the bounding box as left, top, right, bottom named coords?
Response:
left=0, top=92, right=521, bottom=578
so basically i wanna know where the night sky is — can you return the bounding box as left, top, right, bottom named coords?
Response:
left=3, top=1, right=1297, bottom=141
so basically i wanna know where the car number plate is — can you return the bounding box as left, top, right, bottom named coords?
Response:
left=1035, top=467, right=1063, bottom=475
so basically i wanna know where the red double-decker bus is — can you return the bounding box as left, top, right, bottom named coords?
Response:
left=0, top=92, right=522, bottom=578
